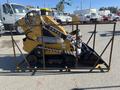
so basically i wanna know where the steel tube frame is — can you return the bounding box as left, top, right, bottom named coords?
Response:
left=10, top=22, right=116, bottom=73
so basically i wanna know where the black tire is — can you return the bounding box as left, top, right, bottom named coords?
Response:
left=83, top=21, right=86, bottom=24
left=104, top=18, right=108, bottom=22
left=90, top=19, right=93, bottom=23
left=57, top=19, right=62, bottom=24
left=16, top=26, right=24, bottom=35
left=113, top=19, right=117, bottom=22
left=27, top=55, right=38, bottom=68
left=63, top=54, right=76, bottom=68
left=0, top=28, right=5, bottom=35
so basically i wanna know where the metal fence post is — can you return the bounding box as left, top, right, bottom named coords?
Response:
left=108, top=22, right=116, bottom=71
left=93, top=23, right=97, bottom=50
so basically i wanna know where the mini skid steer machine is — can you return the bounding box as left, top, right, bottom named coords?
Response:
left=16, top=8, right=108, bottom=72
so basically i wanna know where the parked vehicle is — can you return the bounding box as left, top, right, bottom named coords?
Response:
left=102, top=15, right=108, bottom=21
left=98, top=10, right=111, bottom=16
left=84, top=13, right=102, bottom=23
left=0, top=19, right=4, bottom=34
left=108, top=13, right=119, bottom=21
left=74, top=9, right=102, bottom=23
left=0, top=3, right=27, bottom=34
left=54, top=12, right=72, bottom=24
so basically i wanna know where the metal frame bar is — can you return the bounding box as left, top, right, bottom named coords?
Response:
left=108, top=23, right=116, bottom=70
left=86, top=22, right=116, bottom=72
left=9, top=25, right=30, bottom=69
left=9, top=21, right=116, bottom=73
left=93, top=23, right=97, bottom=50
left=75, top=25, right=79, bottom=67
left=67, top=22, right=116, bottom=72
left=41, top=23, right=46, bottom=70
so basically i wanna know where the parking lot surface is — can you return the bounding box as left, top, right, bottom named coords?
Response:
left=0, top=22, right=120, bottom=90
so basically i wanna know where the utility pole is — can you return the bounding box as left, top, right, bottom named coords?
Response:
left=43, top=0, right=46, bottom=8
left=80, top=0, right=82, bottom=10
left=90, top=0, right=91, bottom=9
left=7, top=0, right=9, bottom=3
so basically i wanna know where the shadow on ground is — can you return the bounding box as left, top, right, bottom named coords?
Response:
left=88, top=30, right=120, bottom=37
left=0, top=55, right=107, bottom=76
left=88, top=31, right=98, bottom=33
left=71, top=85, right=120, bottom=90
left=100, top=31, right=120, bottom=37
left=1, top=31, right=24, bottom=36
left=0, top=55, right=23, bottom=72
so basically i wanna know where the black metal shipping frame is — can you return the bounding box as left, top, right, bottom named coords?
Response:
left=10, top=21, right=116, bottom=73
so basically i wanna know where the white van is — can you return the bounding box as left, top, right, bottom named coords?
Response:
left=0, top=3, right=27, bottom=34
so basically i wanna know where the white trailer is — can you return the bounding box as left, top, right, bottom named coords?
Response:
left=74, top=9, right=97, bottom=15
left=74, top=9, right=102, bottom=23
left=98, top=10, right=110, bottom=16
left=0, top=3, right=27, bottom=34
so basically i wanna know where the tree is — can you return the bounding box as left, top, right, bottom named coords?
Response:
left=99, top=7, right=107, bottom=11
left=99, top=6, right=119, bottom=13
left=56, top=0, right=71, bottom=14
left=108, top=7, right=118, bottom=13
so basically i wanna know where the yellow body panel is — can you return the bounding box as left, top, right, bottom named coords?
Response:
left=42, top=16, right=67, bottom=35
left=71, top=15, right=80, bottom=24
left=23, top=39, right=40, bottom=52
left=17, top=15, right=74, bottom=55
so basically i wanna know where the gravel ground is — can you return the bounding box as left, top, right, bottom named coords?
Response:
left=0, top=22, right=120, bottom=90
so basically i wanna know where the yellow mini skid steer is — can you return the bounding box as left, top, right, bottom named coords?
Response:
left=16, top=8, right=109, bottom=71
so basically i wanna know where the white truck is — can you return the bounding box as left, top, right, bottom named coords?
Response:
left=0, top=3, right=27, bottom=34
left=107, top=13, right=119, bottom=21
left=74, top=9, right=102, bottom=23
left=98, top=10, right=111, bottom=16
left=53, top=12, right=72, bottom=24
left=0, top=19, right=4, bottom=35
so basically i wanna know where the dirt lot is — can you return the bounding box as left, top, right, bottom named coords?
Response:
left=0, top=22, right=120, bottom=90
